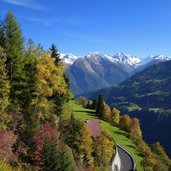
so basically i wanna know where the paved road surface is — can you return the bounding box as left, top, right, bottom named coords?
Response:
left=117, top=145, right=134, bottom=171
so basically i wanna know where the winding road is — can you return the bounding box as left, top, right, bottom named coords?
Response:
left=117, top=145, right=134, bottom=171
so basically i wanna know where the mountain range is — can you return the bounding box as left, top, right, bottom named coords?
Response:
left=82, top=59, right=171, bottom=157
left=61, top=52, right=170, bottom=95
left=84, top=60, right=171, bottom=109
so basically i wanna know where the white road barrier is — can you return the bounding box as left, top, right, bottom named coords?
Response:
left=110, top=144, right=121, bottom=171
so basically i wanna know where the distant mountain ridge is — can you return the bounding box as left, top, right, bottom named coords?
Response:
left=60, top=52, right=171, bottom=95
left=82, top=60, right=171, bottom=157
left=85, top=60, right=171, bottom=109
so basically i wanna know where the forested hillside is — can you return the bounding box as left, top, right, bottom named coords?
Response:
left=0, top=11, right=117, bottom=171
left=84, top=60, right=171, bottom=157
left=85, top=60, right=171, bottom=109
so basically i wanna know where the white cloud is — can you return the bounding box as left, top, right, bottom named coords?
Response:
left=19, top=16, right=87, bottom=26
left=2, top=0, right=46, bottom=10
left=63, top=32, right=107, bottom=44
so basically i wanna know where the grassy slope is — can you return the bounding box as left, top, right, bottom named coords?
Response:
left=70, top=101, right=143, bottom=171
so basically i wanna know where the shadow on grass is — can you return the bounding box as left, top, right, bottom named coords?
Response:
left=126, top=144, right=136, bottom=150
left=135, top=152, right=143, bottom=157
left=113, top=130, right=129, bottom=137
left=73, top=110, right=96, bottom=115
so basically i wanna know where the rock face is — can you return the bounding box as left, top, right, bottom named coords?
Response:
left=61, top=52, right=170, bottom=95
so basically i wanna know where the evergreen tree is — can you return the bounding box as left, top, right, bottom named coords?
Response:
left=0, top=19, right=5, bottom=47
left=42, top=139, right=59, bottom=171
left=0, top=47, right=10, bottom=110
left=22, top=39, right=41, bottom=109
left=53, top=93, right=66, bottom=116
left=42, top=139, right=72, bottom=171
left=49, top=43, right=71, bottom=115
left=58, top=145, right=73, bottom=171
left=92, top=99, right=97, bottom=110
left=96, top=95, right=104, bottom=118
left=50, top=43, right=60, bottom=65
left=62, top=114, right=84, bottom=158
left=4, top=11, right=25, bottom=106
left=87, top=100, right=93, bottom=109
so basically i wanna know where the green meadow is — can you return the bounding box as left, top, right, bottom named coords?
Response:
left=70, top=101, right=143, bottom=171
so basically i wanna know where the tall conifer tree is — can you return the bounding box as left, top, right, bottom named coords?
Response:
left=50, top=43, right=60, bottom=65
left=49, top=43, right=71, bottom=116
left=96, top=95, right=104, bottom=118
left=4, top=11, right=25, bottom=106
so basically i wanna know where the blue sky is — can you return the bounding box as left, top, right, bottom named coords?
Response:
left=1, top=0, right=171, bottom=57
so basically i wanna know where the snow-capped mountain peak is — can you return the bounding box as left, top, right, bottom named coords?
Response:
left=85, top=52, right=111, bottom=59
left=140, top=54, right=171, bottom=65
left=111, top=53, right=141, bottom=67
left=60, top=53, right=79, bottom=65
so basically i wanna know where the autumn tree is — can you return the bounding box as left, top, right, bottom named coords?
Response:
left=31, top=52, right=68, bottom=122
left=119, top=114, right=131, bottom=131
left=0, top=159, right=15, bottom=171
left=93, top=130, right=114, bottom=169
left=49, top=43, right=72, bottom=116
left=0, top=47, right=11, bottom=130
left=81, top=124, right=93, bottom=167
left=77, top=96, right=88, bottom=108
left=151, top=142, right=171, bottom=169
left=0, top=47, right=10, bottom=111
left=101, top=102, right=111, bottom=122
left=129, top=118, right=142, bottom=137
left=32, top=122, right=60, bottom=168
left=0, top=131, right=16, bottom=161
left=111, top=108, right=120, bottom=126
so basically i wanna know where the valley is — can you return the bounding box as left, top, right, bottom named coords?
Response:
left=81, top=60, right=171, bottom=157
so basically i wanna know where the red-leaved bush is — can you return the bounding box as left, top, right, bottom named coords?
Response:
left=0, top=130, right=17, bottom=160
left=32, top=122, right=60, bottom=168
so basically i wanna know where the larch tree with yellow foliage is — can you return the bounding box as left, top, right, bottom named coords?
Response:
left=129, top=118, right=142, bottom=137
left=81, top=124, right=93, bottom=167
left=93, top=130, right=114, bottom=169
left=31, top=52, right=69, bottom=123
left=101, top=102, right=111, bottom=122
left=0, top=47, right=10, bottom=111
left=111, top=108, right=120, bottom=126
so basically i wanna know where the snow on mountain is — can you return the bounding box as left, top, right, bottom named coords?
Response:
left=61, top=52, right=170, bottom=67
left=140, top=54, right=171, bottom=65
left=62, top=51, right=171, bottom=95
left=60, top=53, right=79, bottom=65
left=84, top=52, right=112, bottom=64
left=111, top=53, right=141, bottom=67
